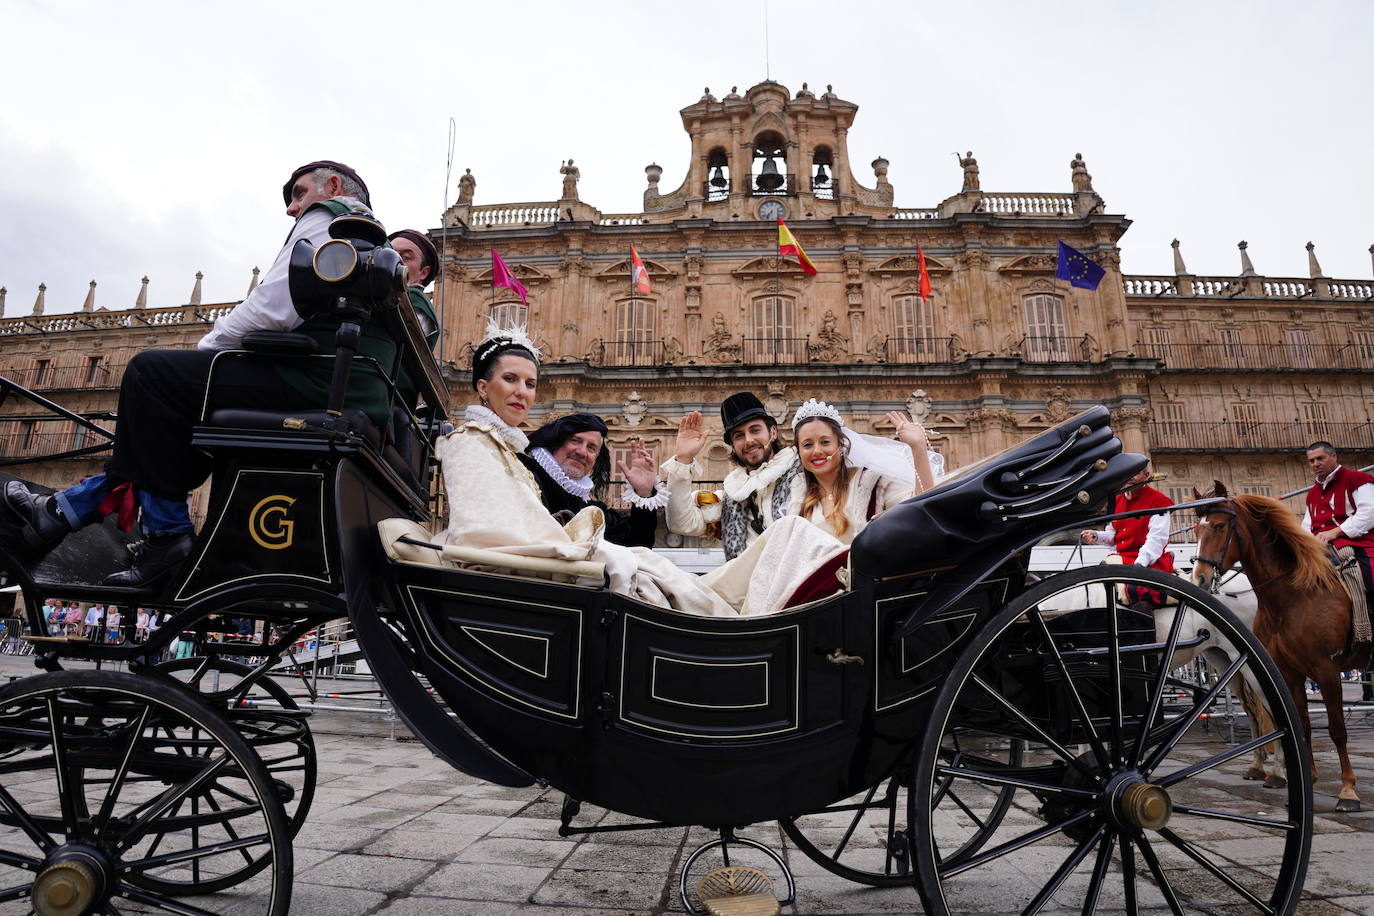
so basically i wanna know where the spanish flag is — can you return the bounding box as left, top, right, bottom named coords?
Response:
left=777, top=218, right=817, bottom=276
left=629, top=245, right=651, bottom=295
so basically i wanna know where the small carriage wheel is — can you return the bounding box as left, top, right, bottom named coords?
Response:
left=0, top=669, right=293, bottom=915
left=910, top=565, right=1312, bottom=916
left=779, top=739, right=1023, bottom=887
left=115, top=655, right=316, bottom=895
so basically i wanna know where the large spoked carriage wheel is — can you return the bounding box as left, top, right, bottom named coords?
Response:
left=780, top=739, right=1023, bottom=886
left=911, top=565, right=1311, bottom=916
left=0, top=670, right=292, bottom=915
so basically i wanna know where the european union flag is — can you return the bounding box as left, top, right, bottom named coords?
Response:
left=1056, top=241, right=1106, bottom=291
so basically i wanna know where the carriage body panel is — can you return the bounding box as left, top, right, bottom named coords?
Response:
left=379, top=546, right=1023, bottom=826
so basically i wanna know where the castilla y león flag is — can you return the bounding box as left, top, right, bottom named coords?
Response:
left=629, top=245, right=651, bottom=295
left=491, top=249, right=529, bottom=305
left=777, top=218, right=817, bottom=276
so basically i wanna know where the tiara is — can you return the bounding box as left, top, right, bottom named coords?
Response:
left=792, top=398, right=843, bottom=428
left=474, top=318, right=541, bottom=364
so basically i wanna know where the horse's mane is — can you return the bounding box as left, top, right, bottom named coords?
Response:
left=1231, top=493, right=1341, bottom=592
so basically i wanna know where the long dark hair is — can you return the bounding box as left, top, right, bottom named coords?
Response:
left=795, top=415, right=851, bottom=538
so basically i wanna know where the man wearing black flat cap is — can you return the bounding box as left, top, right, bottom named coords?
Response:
left=386, top=229, right=440, bottom=350
left=661, top=392, right=800, bottom=560
left=519, top=414, right=665, bottom=547
left=4, top=160, right=384, bottom=588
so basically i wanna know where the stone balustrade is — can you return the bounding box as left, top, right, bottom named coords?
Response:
left=598, top=214, right=650, bottom=225
left=0, top=303, right=229, bottom=336
left=1123, top=273, right=1373, bottom=302
left=466, top=203, right=562, bottom=227
left=979, top=193, right=1076, bottom=215
left=889, top=208, right=940, bottom=220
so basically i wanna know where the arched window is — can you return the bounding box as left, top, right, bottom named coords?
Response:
left=750, top=132, right=788, bottom=195
left=891, top=294, right=938, bottom=362
left=705, top=147, right=730, bottom=202
left=811, top=146, right=834, bottom=200
left=609, top=297, right=658, bottom=365
left=1022, top=294, right=1069, bottom=361
left=489, top=301, right=527, bottom=330
left=746, top=295, right=801, bottom=363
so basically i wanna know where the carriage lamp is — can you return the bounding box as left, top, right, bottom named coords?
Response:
left=288, top=214, right=406, bottom=318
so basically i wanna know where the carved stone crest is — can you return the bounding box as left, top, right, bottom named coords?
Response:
left=622, top=391, right=647, bottom=428
left=905, top=389, right=932, bottom=421
left=764, top=384, right=790, bottom=425
left=1044, top=386, right=1072, bottom=422
left=807, top=309, right=848, bottom=362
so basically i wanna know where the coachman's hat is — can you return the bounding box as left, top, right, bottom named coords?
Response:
left=720, top=392, right=773, bottom=440
left=282, top=160, right=371, bottom=207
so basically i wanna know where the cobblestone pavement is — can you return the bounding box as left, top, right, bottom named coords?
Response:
left=4, top=654, right=1374, bottom=914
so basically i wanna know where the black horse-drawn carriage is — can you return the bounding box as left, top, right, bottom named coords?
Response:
left=0, top=220, right=1312, bottom=914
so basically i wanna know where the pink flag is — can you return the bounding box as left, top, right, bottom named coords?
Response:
left=491, top=249, right=528, bottom=305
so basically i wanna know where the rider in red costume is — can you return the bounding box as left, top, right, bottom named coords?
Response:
left=1080, top=462, right=1174, bottom=606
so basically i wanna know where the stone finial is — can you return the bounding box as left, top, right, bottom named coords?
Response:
left=1369, top=243, right=1374, bottom=276
left=247, top=266, right=260, bottom=296
left=1171, top=239, right=1189, bottom=275
left=31, top=283, right=46, bottom=317
left=189, top=271, right=203, bottom=306
left=0, top=287, right=6, bottom=318
left=81, top=280, right=97, bottom=312
left=134, top=276, right=149, bottom=309
left=1070, top=152, right=1094, bottom=192
left=1305, top=241, right=1326, bottom=279
left=456, top=168, right=475, bottom=205
left=1237, top=241, right=1256, bottom=277
left=645, top=163, right=662, bottom=188
left=872, top=156, right=890, bottom=182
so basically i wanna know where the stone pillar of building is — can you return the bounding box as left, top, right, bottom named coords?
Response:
left=959, top=249, right=995, bottom=356
left=1114, top=407, right=1150, bottom=455
left=683, top=254, right=704, bottom=360
left=1096, top=248, right=1131, bottom=356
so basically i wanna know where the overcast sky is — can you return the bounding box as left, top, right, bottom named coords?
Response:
left=2, top=0, right=1370, bottom=316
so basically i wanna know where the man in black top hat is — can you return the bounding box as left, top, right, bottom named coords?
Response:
left=519, top=413, right=665, bottom=548
left=660, top=392, right=800, bottom=560
left=3, top=160, right=381, bottom=589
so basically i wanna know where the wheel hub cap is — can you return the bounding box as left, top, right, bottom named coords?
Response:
left=1118, top=780, right=1173, bottom=831
left=32, top=857, right=100, bottom=916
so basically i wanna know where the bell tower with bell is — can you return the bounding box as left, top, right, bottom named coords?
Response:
left=644, top=81, right=890, bottom=221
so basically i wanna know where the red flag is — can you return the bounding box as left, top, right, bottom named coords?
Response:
left=629, top=245, right=651, bottom=295
left=491, top=249, right=528, bottom=305
left=777, top=218, right=818, bottom=276
left=917, top=242, right=932, bottom=303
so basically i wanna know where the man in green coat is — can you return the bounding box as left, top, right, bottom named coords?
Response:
left=4, top=160, right=400, bottom=587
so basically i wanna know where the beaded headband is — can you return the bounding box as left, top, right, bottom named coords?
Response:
left=792, top=398, right=843, bottom=429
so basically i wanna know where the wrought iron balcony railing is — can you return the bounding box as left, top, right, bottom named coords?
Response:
left=587, top=339, right=667, bottom=367
left=878, top=336, right=961, bottom=364
left=741, top=336, right=810, bottom=365
left=1134, top=341, right=1373, bottom=371
left=1148, top=420, right=1374, bottom=452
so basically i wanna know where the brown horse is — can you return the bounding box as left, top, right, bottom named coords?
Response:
left=1192, top=481, right=1366, bottom=812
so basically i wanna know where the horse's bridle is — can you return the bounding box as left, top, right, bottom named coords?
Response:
left=1192, top=503, right=1239, bottom=594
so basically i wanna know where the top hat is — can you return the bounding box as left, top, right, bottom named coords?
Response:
left=720, top=392, right=772, bottom=440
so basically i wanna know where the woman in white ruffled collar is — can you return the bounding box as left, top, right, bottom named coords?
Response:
left=788, top=399, right=941, bottom=545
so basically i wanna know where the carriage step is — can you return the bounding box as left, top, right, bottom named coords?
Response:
left=21, top=635, right=89, bottom=644
left=698, top=867, right=780, bottom=916
left=701, top=895, right=779, bottom=916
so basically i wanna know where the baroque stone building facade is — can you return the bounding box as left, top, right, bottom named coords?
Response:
left=2, top=80, right=1371, bottom=535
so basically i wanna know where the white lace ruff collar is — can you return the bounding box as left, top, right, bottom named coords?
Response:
left=722, top=447, right=798, bottom=503
left=529, top=447, right=594, bottom=500
left=464, top=404, right=529, bottom=453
